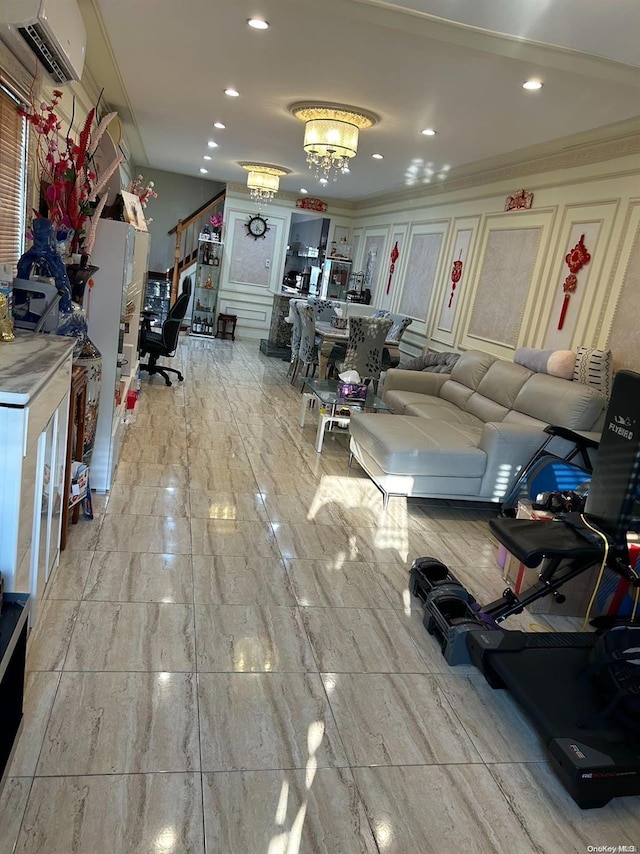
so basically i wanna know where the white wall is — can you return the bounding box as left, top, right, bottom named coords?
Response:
left=135, top=167, right=224, bottom=273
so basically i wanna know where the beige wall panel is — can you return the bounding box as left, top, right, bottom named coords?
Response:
left=535, top=201, right=620, bottom=351
left=466, top=227, right=542, bottom=347
left=432, top=216, right=480, bottom=347
left=361, top=233, right=388, bottom=301
left=380, top=229, right=407, bottom=313
left=229, top=218, right=278, bottom=287
left=543, top=221, right=602, bottom=350
left=399, top=229, right=446, bottom=321
left=608, top=220, right=640, bottom=373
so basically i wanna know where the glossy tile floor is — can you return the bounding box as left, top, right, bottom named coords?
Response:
left=2, top=336, right=639, bottom=853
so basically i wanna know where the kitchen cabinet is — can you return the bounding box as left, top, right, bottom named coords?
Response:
left=190, top=237, right=223, bottom=337
left=0, top=332, right=74, bottom=624
left=87, top=220, right=150, bottom=492
left=320, top=259, right=352, bottom=301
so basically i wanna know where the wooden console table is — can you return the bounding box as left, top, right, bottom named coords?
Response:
left=60, top=365, right=87, bottom=551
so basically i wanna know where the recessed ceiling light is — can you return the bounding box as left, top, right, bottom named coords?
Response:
left=523, top=80, right=543, bottom=90
left=213, top=122, right=226, bottom=129
left=372, top=153, right=384, bottom=160
left=207, top=140, right=218, bottom=149
left=300, top=188, right=308, bottom=194
left=421, top=128, right=437, bottom=136
left=319, top=178, right=328, bottom=185
left=224, top=88, right=240, bottom=97
left=203, top=155, right=212, bottom=161
left=200, top=168, right=208, bottom=174
left=247, top=18, right=269, bottom=29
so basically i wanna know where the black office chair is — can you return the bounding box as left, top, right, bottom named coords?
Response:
left=139, top=276, right=191, bottom=386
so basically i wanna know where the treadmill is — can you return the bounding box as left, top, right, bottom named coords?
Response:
left=475, top=371, right=640, bottom=808
left=413, top=371, right=640, bottom=808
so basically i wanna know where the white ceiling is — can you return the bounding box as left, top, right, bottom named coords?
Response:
left=86, top=0, right=640, bottom=202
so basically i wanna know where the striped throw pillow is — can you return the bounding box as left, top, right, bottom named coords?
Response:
left=573, top=348, right=613, bottom=399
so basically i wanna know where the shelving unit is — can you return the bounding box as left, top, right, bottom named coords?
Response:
left=190, top=236, right=223, bottom=338
left=144, top=276, right=172, bottom=328
left=87, top=220, right=150, bottom=492
left=320, top=258, right=352, bottom=301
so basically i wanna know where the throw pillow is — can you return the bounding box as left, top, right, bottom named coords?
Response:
left=399, top=351, right=460, bottom=373
left=514, top=347, right=576, bottom=379
left=573, top=347, right=613, bottom=399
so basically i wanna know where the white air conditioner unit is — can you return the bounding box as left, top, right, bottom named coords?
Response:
left=0, top=0, right=86, bottom=84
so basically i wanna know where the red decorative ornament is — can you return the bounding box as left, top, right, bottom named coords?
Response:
left=565, top=234, right=591, bottom=274
left=295, top=197, right=327, bottom=212
left=386, top=241, right=399, bottom=295
left=448, top=255, right=463, bottom=308
left=505, top=189, right=534, bottom=211
left=558, top=234, right=591, bottom=330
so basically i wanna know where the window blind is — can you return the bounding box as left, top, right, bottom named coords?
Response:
left=0, top=85, right=26, bottom=267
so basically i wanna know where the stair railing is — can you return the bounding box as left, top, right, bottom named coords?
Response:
left=168, top=189, right=225, bottom=301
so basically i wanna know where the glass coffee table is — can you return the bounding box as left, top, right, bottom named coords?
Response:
left=299, top=377, right=392, bottom=453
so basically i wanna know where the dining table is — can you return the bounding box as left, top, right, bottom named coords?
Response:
left=314, top=320, right=401, bottom=379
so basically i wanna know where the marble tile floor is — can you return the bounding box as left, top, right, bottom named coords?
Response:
left=1, top=335, right=638, bottom=853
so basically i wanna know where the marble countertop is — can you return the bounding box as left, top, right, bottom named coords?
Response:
left=0, top=330, right=75, bottom=406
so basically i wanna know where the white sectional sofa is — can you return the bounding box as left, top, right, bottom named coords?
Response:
left=348, top=349, right=606, bottom=506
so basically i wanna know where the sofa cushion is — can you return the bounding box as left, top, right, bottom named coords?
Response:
left=383, top=390, right=451, bottom=414
left=404, top=401, right=485, bottom=427
left=349, top=413, right=486, bottom=477
left=462, top=361, right=533, bottom=424
left=450, top=350, right=498, bottom=390
left=476, top=361, right=532, bottom=409
left=512, top=372, right=605, bottom=430
left=464, top=394, right=509, bottom=424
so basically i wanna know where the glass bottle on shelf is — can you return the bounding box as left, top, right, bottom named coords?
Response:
left=212, top=252, right=220, bottom=267
left=202, top=242, right=211, bottom=265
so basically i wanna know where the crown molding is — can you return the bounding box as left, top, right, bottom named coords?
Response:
left=353, top=119, right=640, bottom=211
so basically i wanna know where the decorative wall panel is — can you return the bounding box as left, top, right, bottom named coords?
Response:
left=544, top=222, right=602, bottom=350
left=437, top=228, right=472, bottom=334
left=229, top=219, right=276, bottom=287
left=362, top=234, right=386, bottom=299
left=467, top=227, right=541, bottom=347
left=608, top=223, right=640, bottom=373
left=380, top=231, right=405, bottom=313
left=399, top=232, right=444, bottom=320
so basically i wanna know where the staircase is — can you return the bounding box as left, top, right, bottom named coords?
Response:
left=168, top=190, right=225, bottom=301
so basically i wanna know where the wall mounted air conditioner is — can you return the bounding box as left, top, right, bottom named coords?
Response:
left=0, top=0, right=86, bottom=84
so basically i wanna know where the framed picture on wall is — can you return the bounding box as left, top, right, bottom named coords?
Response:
left=121, top=190, right=148, bottom=232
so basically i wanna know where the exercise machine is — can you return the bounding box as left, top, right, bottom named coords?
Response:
left=409, top=370, right=640, bottom=808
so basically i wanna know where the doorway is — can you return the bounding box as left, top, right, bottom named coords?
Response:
left=283, top=214, right=330, bottom=295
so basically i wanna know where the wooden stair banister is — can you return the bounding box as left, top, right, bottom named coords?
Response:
left=169, top=189, right=225, bottom=302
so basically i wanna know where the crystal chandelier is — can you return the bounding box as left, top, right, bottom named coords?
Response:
left=239, top=162, right=291, bottom=205
left=289, top=102, right=380, bottom=182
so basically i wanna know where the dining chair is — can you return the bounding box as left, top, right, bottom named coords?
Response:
left=286, top=298, right=304, bottom=379
left=382, top=312, right=413, bottom=368
left=291, top=302, right=319, bottom=385
left=307, top=297, right=337, bottom=322
left=335, top=315, right=393, bottom=382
